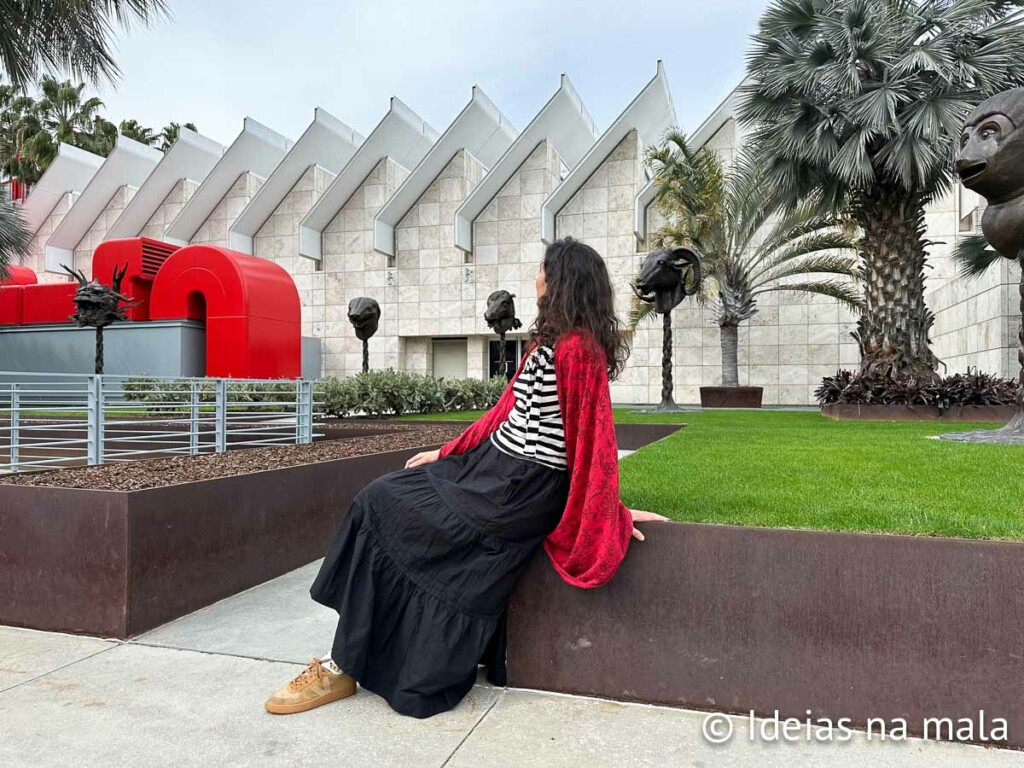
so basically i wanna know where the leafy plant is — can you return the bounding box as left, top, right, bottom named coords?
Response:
left=816, top=367, right=1016, bottom=407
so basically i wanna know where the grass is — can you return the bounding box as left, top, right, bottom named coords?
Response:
left=399, top=408, right=1024, bottom=541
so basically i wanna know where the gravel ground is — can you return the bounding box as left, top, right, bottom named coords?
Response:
left=0, top=424, right=465, bottom=491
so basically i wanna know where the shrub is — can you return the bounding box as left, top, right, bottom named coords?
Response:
left=815, top=368, right=1017, bottom=408
left=316, top=369, right=508, bottom=418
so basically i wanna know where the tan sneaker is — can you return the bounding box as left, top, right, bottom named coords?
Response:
left=264, top=657, right=357, bottom=715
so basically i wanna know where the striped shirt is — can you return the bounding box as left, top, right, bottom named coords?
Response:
left=490, top=344, right=568, bottom=471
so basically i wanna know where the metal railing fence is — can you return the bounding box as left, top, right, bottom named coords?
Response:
left=0, top=372, right=319, bottom=473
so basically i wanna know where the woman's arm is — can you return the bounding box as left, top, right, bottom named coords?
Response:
left=436, top=339, right=537, bottom=459
left=542, top=330, right=634, bottom=589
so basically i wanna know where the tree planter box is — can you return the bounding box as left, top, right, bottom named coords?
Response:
left=0, top=444, right=438, bottom=639
left=821, top=403, right=942, bottom=421
left=700, top=386, right=763, bottom=408
left=822, top=404, right=1015, bottom=422
left=940, top=405, right=1016, bottom=423
left=507, top=523, right=1024, bottom=749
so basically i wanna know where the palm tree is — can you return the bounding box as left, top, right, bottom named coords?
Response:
left=628, top=130, right=861, bottom=391
left=158, top=121, right=198, bottom=151
left=17, top=77, right=105, bottom=178
left=119, top=119, right=158, bottom=146
left=0, top=1, right=169, bottom=89
left=739, top=0, right=1024, bottom=383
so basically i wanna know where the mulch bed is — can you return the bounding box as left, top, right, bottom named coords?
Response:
left=0, top=424, right=465, bottom=491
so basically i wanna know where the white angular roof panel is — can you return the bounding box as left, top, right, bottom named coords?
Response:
left=44, top=136, right=162, bottom=273
left=228, top=108, right=364, bottom=254
left=105, top=128, right=225, bottom=240
left=299, top=98, right=438, bottom=260
left=454, top=74, right=598, bottom=252
left=163, top=118, right=292, bottom=246
left=17, top=143, right=103, bottom=235
left=373, top=87, right=517, bottom=257
left=541, top=61, right=676, bottom=244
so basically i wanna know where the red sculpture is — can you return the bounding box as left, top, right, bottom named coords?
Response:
left=0, top=239, right=303, bottom=379
left=148, top=244, right=301, bottom=378
left=92, top=238, right=179, bottom=322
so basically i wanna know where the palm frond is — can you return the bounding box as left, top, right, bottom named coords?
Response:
left=951, top=233, right=1008, bottom=280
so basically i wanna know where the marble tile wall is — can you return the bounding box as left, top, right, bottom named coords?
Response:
left=140, top=179, right=199, bottom=240
left=22, top=193, right=75, bottom=284
left=392, top=149, right=488, bottom=375
left=73, top=185, right=136, bottom=275
left=315, top=157, right=409, bottom=378
left=192, top=172, right=265, bottom=248
left=253, top=165, right=336, bottom=337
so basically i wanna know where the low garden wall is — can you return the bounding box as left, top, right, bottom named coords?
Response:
left=0, top=421, right=683, bottom=638
left=507, top=522, right=1024, bottom=749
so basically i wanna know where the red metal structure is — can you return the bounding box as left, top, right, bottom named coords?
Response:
left=0, top=239, right=303, bottom=378
left=148, top=244, right=301, bottom=378
left=1, top=265, right=38, bottom=286
left=92, top=238, right=180, bottom=321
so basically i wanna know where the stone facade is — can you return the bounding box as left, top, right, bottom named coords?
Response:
left=392, top=149, right=488, bottom=376
left=73, top=186, right=136, bottom=275
left=140, top=179, right=199, bottom=241
left=23, top=194, right=75, bottom=284
left=192, top=172, right=264, bottom=248
left=252, top=165, right=335, bottom=337
left=556, top=130, right=655, bottom=403
left=316, top=158, right=409, bottom=377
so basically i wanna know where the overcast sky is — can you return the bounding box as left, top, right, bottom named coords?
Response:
left=94, top=0, right=766, bottom=148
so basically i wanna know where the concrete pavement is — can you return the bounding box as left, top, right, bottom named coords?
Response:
left=2, top=561, right=1022, bottom=767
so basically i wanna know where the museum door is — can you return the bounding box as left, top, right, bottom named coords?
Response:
left=488, top=338, right=523, bottom=379
left=432, top=338, right=468, bottom=380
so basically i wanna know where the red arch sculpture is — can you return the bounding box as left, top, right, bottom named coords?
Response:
left=149, top=244, right=301, bottom=378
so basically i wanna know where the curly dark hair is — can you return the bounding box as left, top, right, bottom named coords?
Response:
left=526, top=237, right=631, bottom=381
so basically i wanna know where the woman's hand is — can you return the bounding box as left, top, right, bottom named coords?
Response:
left=629, top=508, right=668, bottom=541
left=405, top=449, right=441, bottom=469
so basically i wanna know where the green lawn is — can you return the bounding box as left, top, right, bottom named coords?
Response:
left=399, top=408, right=1024, bottom=541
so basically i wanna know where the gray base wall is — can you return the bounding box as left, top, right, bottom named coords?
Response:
left=0, top=322, right=323, bottom=380
left=0, top=320, right=206, bottom=376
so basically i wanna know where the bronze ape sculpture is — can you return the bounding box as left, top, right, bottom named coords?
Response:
left=348, top=297, right=381, bottom=374
left=951, top=88, right=1024, bottom=441
left=630, top=246, right=703, bottom=411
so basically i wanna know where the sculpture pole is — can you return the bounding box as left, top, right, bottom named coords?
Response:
left=484, top=290, right=521, bottom=379
left=630, top=247, right=702, bottom=412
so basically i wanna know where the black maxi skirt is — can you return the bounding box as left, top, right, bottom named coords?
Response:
left=309, top=435, right=571, bottom=719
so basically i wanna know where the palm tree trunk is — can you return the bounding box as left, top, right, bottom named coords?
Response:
left=852, top=186, right=940, bottom=381
left=720, top=323, right=739, bottom=387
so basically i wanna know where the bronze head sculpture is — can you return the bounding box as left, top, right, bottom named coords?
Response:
left=348, top=296, right=381, bottom=373
left=347, top=297, right=381, bottom=341
left=630, top=246, right=703, bottom=411
left=483, top=290, right=521, bottom=335
left=630, top=246, right=703, bottom=313
left=955, top=88, right=1024, bottom=259
left=61, top=263, right=137, bottom=374
left=484, top=289, right=521, bottom=378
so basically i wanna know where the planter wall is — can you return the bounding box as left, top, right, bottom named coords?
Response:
left=821, top=403, right=1014, bottom=422
left=0, top=445, right=433, bottom=638
left=700, top=386, right=763, bottom=408
left=507, top=522, right=1024, bottom=748
left=0, top=422, right=683, bottom=639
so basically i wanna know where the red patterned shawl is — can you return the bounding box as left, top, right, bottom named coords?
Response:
left=437, top=329, right=634, bottom=588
